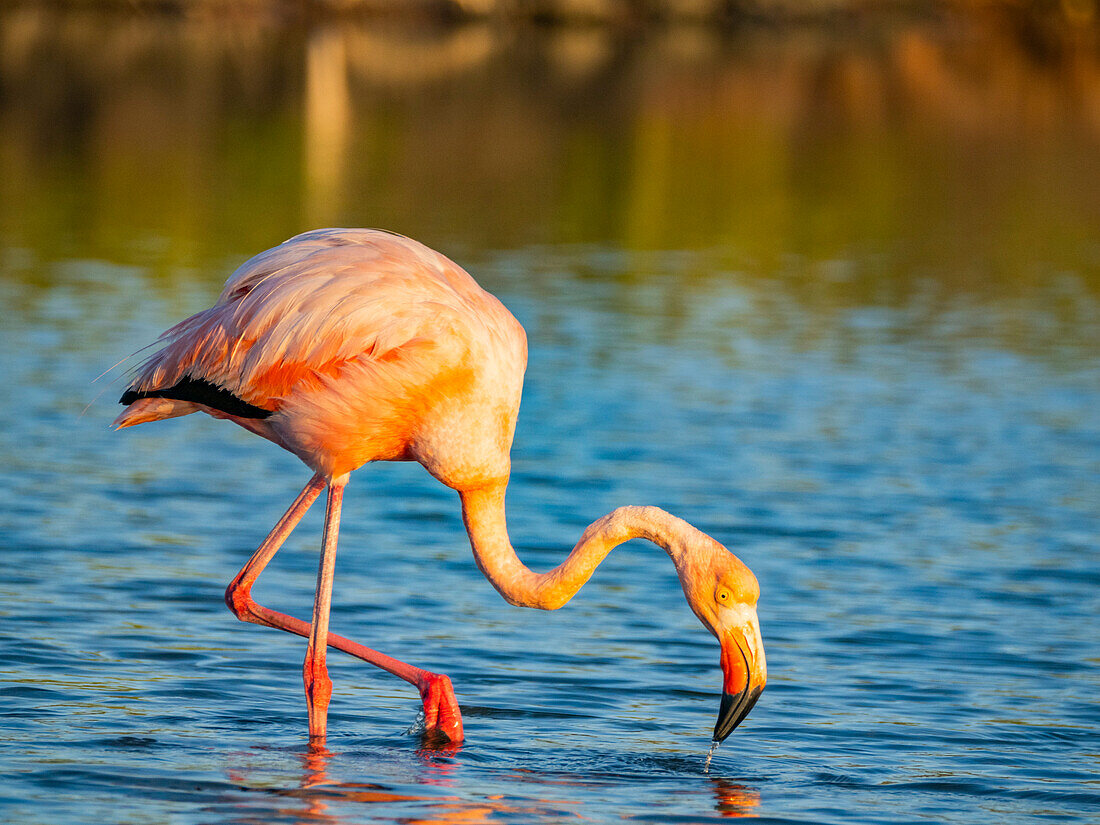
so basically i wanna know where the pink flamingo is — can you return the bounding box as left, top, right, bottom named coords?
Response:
left=115, top=229, right=766, bottom=746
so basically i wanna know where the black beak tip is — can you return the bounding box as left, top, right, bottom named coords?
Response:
left=713, top=691, right=738, bottom=742
left=713, top=686, right=763, bottom=743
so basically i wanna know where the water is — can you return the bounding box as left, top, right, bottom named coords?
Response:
left=704, top=740, right=720, bottom=774
left=2, top=8, right=1100, bottom=824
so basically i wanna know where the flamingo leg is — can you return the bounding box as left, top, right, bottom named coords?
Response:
left=303, top=478, right=342, bottom=742
left=223, top=475, right=464, bottom=743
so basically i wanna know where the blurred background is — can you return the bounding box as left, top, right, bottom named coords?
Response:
left=1, top=3, right=1099, bottom=824
left=4, top=1, right=1100, bottom=281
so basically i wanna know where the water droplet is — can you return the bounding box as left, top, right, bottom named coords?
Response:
left=704, top=739, right=720, bottom=773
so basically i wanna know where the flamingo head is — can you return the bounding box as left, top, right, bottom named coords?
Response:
left=675, top=538, right=767, bottom=742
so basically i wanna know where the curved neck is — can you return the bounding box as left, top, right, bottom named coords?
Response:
left=459, top=483, right=701, bottom=610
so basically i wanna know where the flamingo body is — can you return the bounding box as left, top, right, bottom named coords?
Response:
left=119, top=229, right=525, bottom=487
left=116, top=229, right=766, bottom=747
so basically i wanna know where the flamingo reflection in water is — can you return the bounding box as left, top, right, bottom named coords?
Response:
left=223, top=746, right=582, bottom=824
left=226, top=746, right=760, bottom=824
left=115, top=229, right=766, bottom=746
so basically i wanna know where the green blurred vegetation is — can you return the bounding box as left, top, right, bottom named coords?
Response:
left=1, top=5, right=1098, bottom=342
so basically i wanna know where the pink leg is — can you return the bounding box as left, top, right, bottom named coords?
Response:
left=303, top=478, right=342, bottom=742
left=224, top=475, right=463, bottom=743
left=225, top=473, right=327, bottom=602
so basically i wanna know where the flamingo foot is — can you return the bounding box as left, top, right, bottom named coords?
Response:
left=417, top=673, right=463, bottom=744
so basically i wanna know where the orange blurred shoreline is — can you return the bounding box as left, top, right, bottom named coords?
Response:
left=1, top=0, right=1097, bottom=27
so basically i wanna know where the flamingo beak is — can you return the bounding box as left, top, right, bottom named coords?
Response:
left=714, top=621, right=766, bottom=742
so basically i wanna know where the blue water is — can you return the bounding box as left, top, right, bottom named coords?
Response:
left=2, top=246, right=1098, bottom=823
left=3, top=10, right=1100, bottom=823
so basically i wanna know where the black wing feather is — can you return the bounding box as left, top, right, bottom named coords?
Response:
left=119, top=376, right=273, bottom=419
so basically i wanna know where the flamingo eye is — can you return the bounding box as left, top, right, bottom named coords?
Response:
left=716, top=586, right=733, bottom=605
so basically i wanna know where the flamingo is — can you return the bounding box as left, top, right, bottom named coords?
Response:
left=114, top=228, right=766, bottom=746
